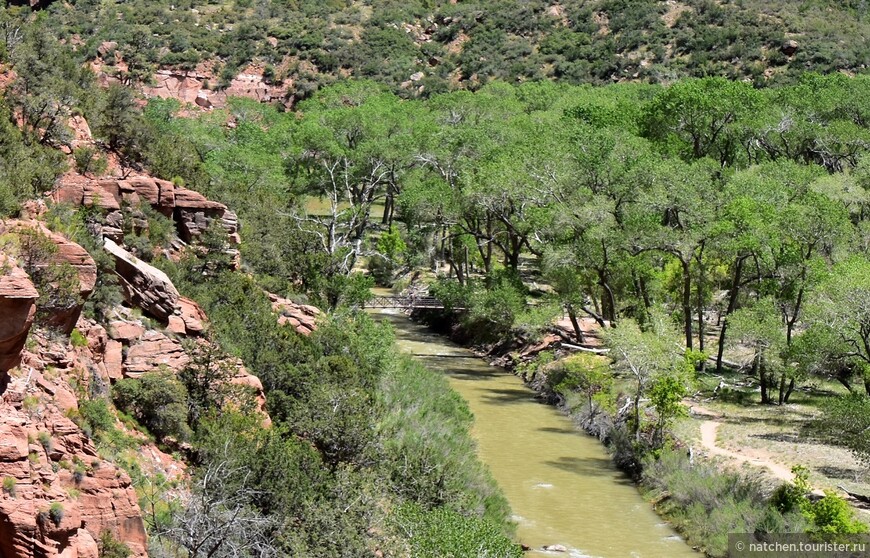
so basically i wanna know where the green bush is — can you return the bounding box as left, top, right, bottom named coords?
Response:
left=643, top=449, right=807, bottom=556
left=70, top=328, right=88, bottom=348
left=73, top=146, right=108, bottom=177
left=112, top=371, right=191, bottom=443
left=48, top=502, right=64, bottom=526
left=37, top=431, right=52, bottom=453
left=2, top=476, right=15, bottom=497
left=391, top=503, right=522, bottom=558
left=99, top=530, right=131, bottom=558
left=772, top=466, right=867, bottom=538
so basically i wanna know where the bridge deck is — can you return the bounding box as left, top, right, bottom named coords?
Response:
left=365, top=295, right=450, bottom=309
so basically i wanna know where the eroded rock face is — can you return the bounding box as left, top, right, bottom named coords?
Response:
left=54, top=175, right=240, bottom=247
left=123, top=330, right=189, bottom=377
left=0, top=221, right=96, bottom=334
left=141, top=65, right=291, bottom=110
left=0, top=401, right=147, bottom=558
left=104, top=239, right=180, bottom=321
left=268, top=293, right=320, bottom=335
left=0, top=259, right=38, bottom=376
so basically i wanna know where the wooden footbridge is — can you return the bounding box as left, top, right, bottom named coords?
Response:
left=365, top=294, right=456, bottom=310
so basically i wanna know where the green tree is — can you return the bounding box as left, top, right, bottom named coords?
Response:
left=112, top=370, right=191, bottom=443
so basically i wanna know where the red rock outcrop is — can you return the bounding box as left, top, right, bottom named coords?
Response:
left=140, top=64, right=292, bottom=110
left=268, top=293, right=320, bottom=335
left=0, top=221, right=96, bottom=334
left=104, top=239, right=180, bottom=321
left=0, top=259, right=38, bottom=375
left=54, top=175, right=241, bottom=257
left=0, top=393, right=147, bottom=558
left=230, top=366, right=271, bottom=428
left=177, top=297, right=207, bottom=336
left=122, top=330, right=190, bottom=378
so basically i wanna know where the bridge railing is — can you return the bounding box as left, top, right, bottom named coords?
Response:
left=365, top=295, right=451, bottom=310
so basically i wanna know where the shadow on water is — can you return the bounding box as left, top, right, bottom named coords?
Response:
left=538, top=426, right=579, bottom=435
left=543, top=456, right=635, bottom=484
left=481, top=387, right=537, bottom=404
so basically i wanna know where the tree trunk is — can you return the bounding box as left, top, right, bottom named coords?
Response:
left=381, top=194, right=392, bottom=225
left=566, top=304, right=586, bottom=343
left=778, top=371, right=787, bottom=405
left=783, top=378, right=796, bottom=403
left=758, top=353, right=770, bottom=404
left=696, top=246, right=706, bottom=372
left=786, top=286, right=804, bottom=346
left=682, top=258, right=693, bottom=350
left=717, top=256, right=745, bottom=373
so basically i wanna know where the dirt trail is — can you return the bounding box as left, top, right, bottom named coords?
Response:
left=690, top=403, right=796, bottom=483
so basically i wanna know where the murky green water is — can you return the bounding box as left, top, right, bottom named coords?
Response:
left=374, top=310, right=697, bottom=558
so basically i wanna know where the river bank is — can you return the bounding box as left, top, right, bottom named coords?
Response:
left=403, top=306, right=832, bottom=557
left=374, top=309, right=697, bottom=557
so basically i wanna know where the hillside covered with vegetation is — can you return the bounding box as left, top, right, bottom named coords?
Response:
left=2, top=1, right=870, bottom=557
left=11, top=0, right=870, bottom=99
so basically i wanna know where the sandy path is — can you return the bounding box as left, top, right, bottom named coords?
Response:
left=690, top=404, right=796, bottom=483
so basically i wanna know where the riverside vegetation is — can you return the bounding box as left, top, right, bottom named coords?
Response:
left=1, top=2, right=870, bottom=557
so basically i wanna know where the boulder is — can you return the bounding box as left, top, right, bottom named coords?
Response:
left=268, top=292, right=320, bottom=335
left=195, top=93, right=213, bottom=109
left=231, top=367, right=271, bottom=428
left=107, top=321, right=144, bottom=342
left=0, top=260, right=38, bottom=375
left=96, top=41, right=117, bottom=57
left=781, top=39, right=799, bottom=56
left=104, top=239, right=180, bottom=321
left=177, top=297, right=207, bottom=335
left=123, top=330, right=189, bottom=377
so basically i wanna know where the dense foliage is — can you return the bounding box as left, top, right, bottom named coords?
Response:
left=8, top=0, right=869, bottom=99
left=3, top=5, right=870, bottom=554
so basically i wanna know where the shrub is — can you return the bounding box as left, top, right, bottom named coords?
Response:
left=772, top=466, right=867, bottom=538
left=77, top=399, right=116, bottom=438
left=391, top=503, right=522, bottom=558
left=49, top=502, right=64, bottom=526
left=73, top=464, right=87, bottom=484
left=70, top=328, right=88, bottom=348
left=73, top=146, right=108, bottom=177
left=643, top=449, right=806, bottom=556
left=37, top=432, right=52, bottom=453
left=2, top=476, right=16, bottom=497
left=112, top=370, right=191, bottom=443
left=99, top=530, right=132, bottom=558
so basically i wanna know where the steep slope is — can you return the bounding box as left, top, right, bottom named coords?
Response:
left=17, top=0, right=870, bottom=107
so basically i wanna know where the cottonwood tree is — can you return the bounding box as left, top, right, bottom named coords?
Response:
left=727, top=298, right=788, bottom=404
left=803, top=257, right=870, bottom=396
left=605, top=313, right=692, bottom=445
left=642, top=77, right=763, bottom=166
left=285, top=83, right=416, bottom=305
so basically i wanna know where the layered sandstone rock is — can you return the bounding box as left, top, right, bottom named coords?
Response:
left=104, top=239, right=180, bottom=321
left=54, top=175, right=241, bottom=257
left=268, top=293, right=320, bottom=335
left=0, top=222, right=96, bottom=334
left=123, top=330, right=189, bottom=377
left=0, top=400, right=147, bottom=558
left=0, top=260, right=38, bottom=376
left=141, top=65, right=291, bottom=110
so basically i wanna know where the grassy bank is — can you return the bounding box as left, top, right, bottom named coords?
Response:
left=413, top=306, right=867, bottom=557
